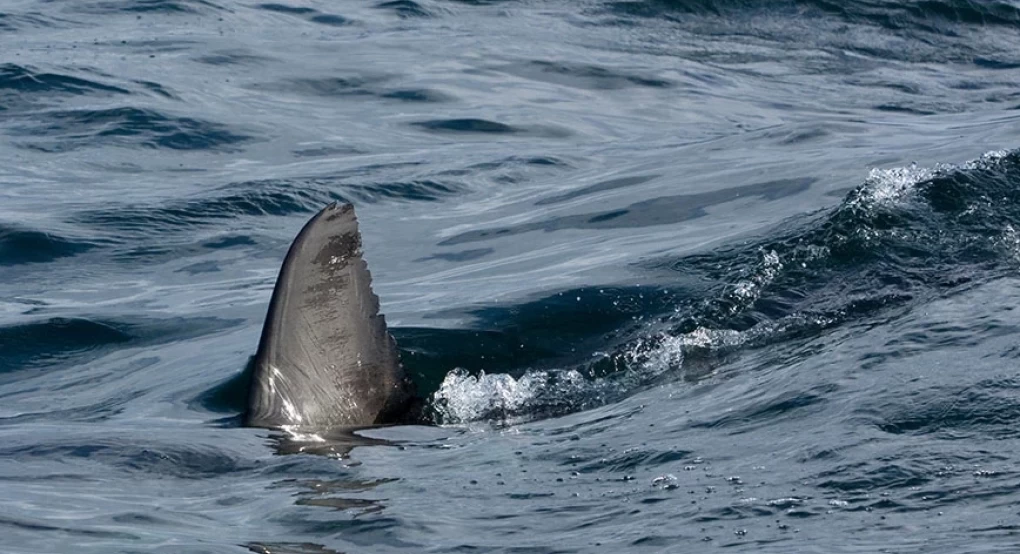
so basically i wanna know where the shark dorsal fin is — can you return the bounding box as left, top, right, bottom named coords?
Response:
left=245, top=202, right=414, bottom=429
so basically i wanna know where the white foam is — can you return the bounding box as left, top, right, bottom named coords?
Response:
left=432, top=331, right=684, bottom=424
left=432, top=151, right=1018, bottom=425
left=999, top=223, right=1020, bottom=262
left=728, top=249, right=783, bottom=313
left=860, top=163, right=934, bottom=207
left=858, top=150, right=1010, bottom=209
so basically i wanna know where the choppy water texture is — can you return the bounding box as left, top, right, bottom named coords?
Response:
left=3, top=0, right=1020, bottom=552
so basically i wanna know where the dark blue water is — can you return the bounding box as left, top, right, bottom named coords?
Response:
left=3, top=0, right=1020, bottom=551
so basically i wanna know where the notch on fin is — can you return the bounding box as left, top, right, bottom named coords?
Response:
left=245, top=203, right=416, bottom=430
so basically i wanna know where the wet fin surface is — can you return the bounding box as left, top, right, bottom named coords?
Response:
left=245, top=203, right=414, bottom=430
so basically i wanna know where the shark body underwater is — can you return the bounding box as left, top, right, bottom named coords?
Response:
left=244, top=202, right=420, bottom=431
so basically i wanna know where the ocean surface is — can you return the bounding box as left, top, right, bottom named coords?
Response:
left=3, top=0, right=1020, bottom=552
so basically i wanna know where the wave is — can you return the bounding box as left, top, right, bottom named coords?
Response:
left=375, top=0, right=433, bottom=18
left=10, top=107, right=252, bottom=152
left=811, top=0, right=1020, bottom=30
left=192, top=50, right=274, bottom=66
left=74, top=184, right=344, bottom=237
left=602, top=0, right=1020, bottom=29
left=73, top=175, right=459, bottom=239
left=0, top=437, right=253, bottom=479
left=0, top=316, right=239, bottom=375
left=597, top=0, right=1020, bottom=70
left=0, top=318, right=132, bottom=374
left=0, top=224, right=101, bottom=266
left=431, top=149, right=1020, bottom=423
left=875, top=376, right=1020, bottom=439
left=264, top=76, right=454, bottom=104
left=411, top=118, right=572, bottom=138
left=0, top=11, right=76, bottom=32
left=0, top=64, right=128, bottom=96
left=66, top=0, right=225, bottom=15
left=495, top=60, right=673, bottom=91
left=63, top=172, right=462, bottom=267
left=254, top=3, right=351, bottom=26
left=439, top=177, right=814, bottom=245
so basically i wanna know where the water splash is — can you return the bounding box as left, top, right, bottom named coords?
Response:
left=855, top=150, right=1010, bottom=210
left=431, top=332, right=684, bottom=424
left=429, top=149, right=1020, bottom=425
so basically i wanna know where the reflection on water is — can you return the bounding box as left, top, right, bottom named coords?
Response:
left=3, top=0, right=1020, bottom=551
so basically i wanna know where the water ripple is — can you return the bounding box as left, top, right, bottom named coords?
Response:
left=11, top=107, right=252, bottom=152
left=0, top=224, right=100, bottom=266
